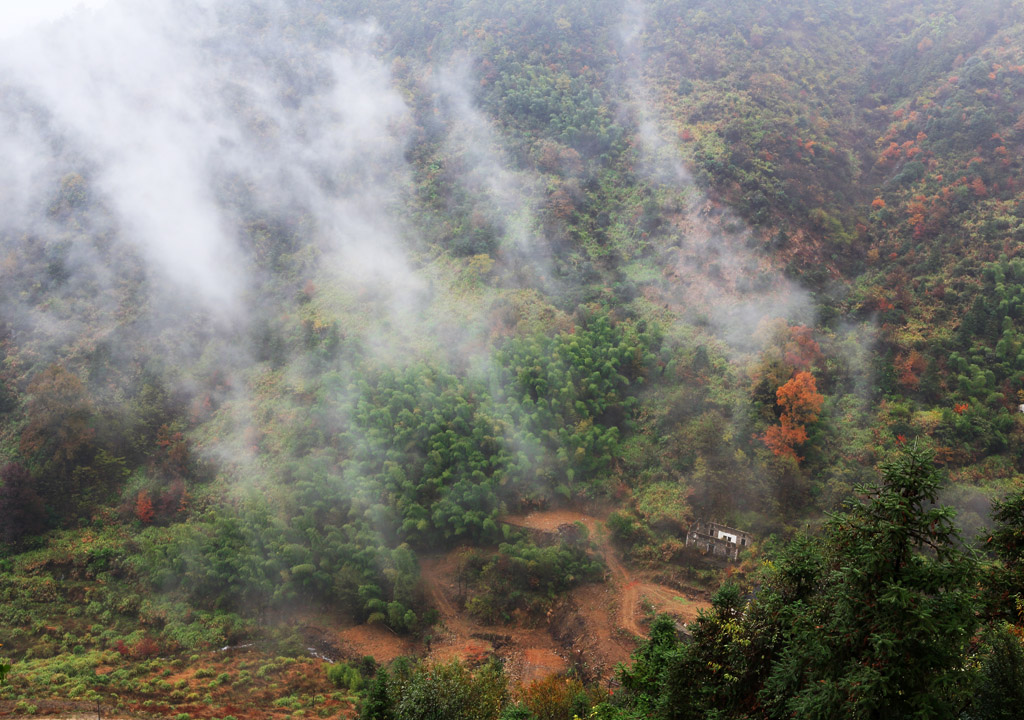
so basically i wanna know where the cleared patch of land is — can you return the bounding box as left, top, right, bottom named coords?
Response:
left=333, top=509, right=709, bottom=685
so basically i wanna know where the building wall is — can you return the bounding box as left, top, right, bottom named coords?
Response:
left=685, top=521, right=752, bottom=561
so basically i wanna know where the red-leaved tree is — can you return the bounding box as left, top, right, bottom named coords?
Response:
left=763, top=371, right=824, bottom=461
left=134, top=490, right=154, bottom=524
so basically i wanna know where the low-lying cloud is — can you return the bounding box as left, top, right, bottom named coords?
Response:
left=0, top=0, right=419, bottom=319
left=616, top=0, right=814, bottom=355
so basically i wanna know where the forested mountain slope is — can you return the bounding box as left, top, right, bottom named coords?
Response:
left=2, top=0, right=1024, bottom=717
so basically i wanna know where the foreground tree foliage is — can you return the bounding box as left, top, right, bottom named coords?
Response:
left=609, top=447, right=985, bottom=720
left=766, top=447, right=977, bottom=719
left=966, top=622, right=1024, bottom=720
left=359, top=659, right=506, bottom=720
left=985, top=484, right=1024, bottom=622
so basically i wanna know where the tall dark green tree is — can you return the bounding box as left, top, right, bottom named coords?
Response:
left=765, top=446, right=978, bottom=719
left=614, top=532, right=827, bottom=720
left=0, top=462, right=47, bottom=545
left=964, top=622, right=1024, bottom=720
left=617, top=614, right=682, bottom=716
left=657, top=583, right=754, bottom=720
left=615, top=448, right=980, bottom=720
left=984, top=484, right=1024, bottom=621
left=360, top=667, right=395, bottom=720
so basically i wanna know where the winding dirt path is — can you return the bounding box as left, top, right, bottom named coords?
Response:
left=418, top=552, right=568, bottom=684
left=599, top=541, right=644, bottom=637
left=418, top=552, right=492, bottom=664
left=333, top=509, right=708, bottom=684
left=504, top=510, right=707, bottom=640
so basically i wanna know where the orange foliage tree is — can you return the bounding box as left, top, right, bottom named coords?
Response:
left=894, top=350, right=928, bottom=390
left=134, top=490, right=155, bottom=524
left=763, top=371, right=824, bottom=461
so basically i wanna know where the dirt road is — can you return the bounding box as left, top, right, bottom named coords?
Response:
left=505, top=510, right=706, bottom=639
left=333, top=509, right=708, bottom=684
left=418, top=552, right=568, bottom=684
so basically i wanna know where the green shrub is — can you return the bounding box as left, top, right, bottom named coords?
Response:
left=256, top=662, right=278, bottom=677
left=326, top=662, right=362, bottom=691
left=273, top=695, right=302, bottom=709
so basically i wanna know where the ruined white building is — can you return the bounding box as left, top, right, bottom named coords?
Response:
left=685, top=521, right=752, bottom=561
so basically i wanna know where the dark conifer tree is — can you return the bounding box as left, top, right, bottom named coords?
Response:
left=0, top=462, right=47, bottom=546
left=766, top=447, right=977, bottom=719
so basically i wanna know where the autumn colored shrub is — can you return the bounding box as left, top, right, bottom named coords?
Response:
left=520, top=675, right=588, bottom=720
left=135, top=491, right=155, bottom=524
left=115, top=636, right=160, bottom=659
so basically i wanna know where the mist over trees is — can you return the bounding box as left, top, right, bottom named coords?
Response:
left=2, top=0, right=1024, bottom=716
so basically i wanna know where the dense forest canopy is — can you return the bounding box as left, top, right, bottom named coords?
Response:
left=2, top=0, right=1024, bottom=717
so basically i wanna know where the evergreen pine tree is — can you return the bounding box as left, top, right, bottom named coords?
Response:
left=766, top=446, right=978, bottom=719
left=360, top=668, right=394, bottom=720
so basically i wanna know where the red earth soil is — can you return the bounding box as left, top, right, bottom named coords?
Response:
left=331, top=510, right=709, bottom=684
